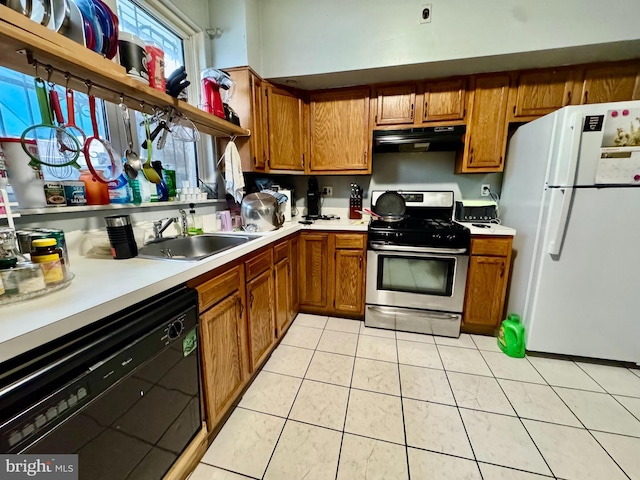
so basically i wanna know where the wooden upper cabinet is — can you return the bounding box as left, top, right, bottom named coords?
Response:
left=265, top=84, right=304, bottom=170
left=309, top=88, right=370, bottom=172
left=457, top=74, right=510, bottom=173
left=422, top=78, right=466, bottom=122
left=375, top=84, right=416, bottom=125
left=299, top=233, right=329, bottom=309
left=250, top=74, right=267, bottom=170
left=513, top=68, right=574, bottom=118
left=246, top=269, right=275, bottom=371
left=580, top=62, right=640, bottom=104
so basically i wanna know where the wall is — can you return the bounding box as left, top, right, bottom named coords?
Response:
left=258, top=0, right=640, bottom=86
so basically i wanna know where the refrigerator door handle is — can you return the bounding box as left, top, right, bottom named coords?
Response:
left=548, top=114, right=584, bottom=256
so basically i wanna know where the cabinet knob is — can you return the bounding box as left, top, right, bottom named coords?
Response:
left=424, top=101, right=428, bottom=116
left=359, top=255, right=363, bottom=269
left=584, top=90, right=589, bottom=104
left=566, top=90, right=572, bottom=106
left=500, top=261, right=505, bottom=278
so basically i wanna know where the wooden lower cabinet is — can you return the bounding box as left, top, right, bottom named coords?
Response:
left=275, top=257, right=291, bottom=336
left=200, top=291, right=246, bottom=428
left=290, top=236, right=300, bottom=317
left=334, top=248, right=365, bottom=315
left=462, top=236, right=513, bottom=334
left=246, top=269, right=276, bottom=371
left=299, top=233, right=330, bottom=309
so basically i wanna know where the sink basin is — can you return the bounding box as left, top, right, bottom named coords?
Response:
left=138, top=234, right=260, bottom=261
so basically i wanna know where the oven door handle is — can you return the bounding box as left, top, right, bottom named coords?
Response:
left=368, top=306, right=460, bottom=319
left=369, top=242, right=468, bottom=255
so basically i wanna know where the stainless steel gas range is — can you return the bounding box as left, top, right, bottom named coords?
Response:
left=365, top=191, right=470, bottom=337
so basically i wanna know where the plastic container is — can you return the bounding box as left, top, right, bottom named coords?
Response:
left=498, top=313, right=526, bottom=358
left=0, top=137, right=46, bottom=208
left=187, top=204, right=203, bottom=236
left=31, top=238, right=65, bottom=285
left=79, top=169, right=110, bottom=205
left=146, top=43, right=165, bottom=91
left=107, top=173, right=132, bottom=204
left=118, top=32, right=150, bottom=84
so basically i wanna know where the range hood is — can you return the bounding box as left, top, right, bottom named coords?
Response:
left=373, top=125, right=466, bottom=153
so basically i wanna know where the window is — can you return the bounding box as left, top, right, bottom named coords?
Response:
left=0, top=0, right=198, bottom=189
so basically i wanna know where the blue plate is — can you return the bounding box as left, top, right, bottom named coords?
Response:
left=92, top=0, right=114, bottom=56
left=73, top=0, right=103, bottom=53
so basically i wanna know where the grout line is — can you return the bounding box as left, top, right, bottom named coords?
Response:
left=393, top=331, right=411, bottom=480
left=197, top=462, right=260, bottom=479
left=475, top=460, right=556, bottom=479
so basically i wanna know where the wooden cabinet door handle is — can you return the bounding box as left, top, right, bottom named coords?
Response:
left=250, top=291, right=255, bottom=308
left=566, top=90, right=572, bottom=106
left=410, top=103, right=415, bottom=119
left=359, top=255, right=363, bottom=269
left=424, top=100, right=428, bottom=115
left=237, top=297, right=244, bottom=316
left=500, top=261, right=505, bottom=278
left=363, top=151, right=367, bottom=164
left=584, top=90, right=589, bottom=104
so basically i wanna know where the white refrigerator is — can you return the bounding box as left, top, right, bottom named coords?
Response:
left=501, top=101, right=640, bottom=364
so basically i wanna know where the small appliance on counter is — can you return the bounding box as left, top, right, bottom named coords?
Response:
left=306, top=177, right=321, bottom=219
left=241, top=192, right=284, bottom=231
left=201, top=68, right=238, bottom=123
left=278, top=188, right=293, bottom=221
left=455, top=199, right=498, bottom=223
left=349, top=183, right=363, bottom=219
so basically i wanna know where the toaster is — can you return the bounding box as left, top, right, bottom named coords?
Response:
left=455, top=200, right=498, bottom=223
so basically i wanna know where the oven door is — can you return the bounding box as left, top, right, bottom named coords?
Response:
left=366, top=244, right=469, bottom=313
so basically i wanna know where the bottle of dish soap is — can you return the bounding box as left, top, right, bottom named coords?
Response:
left=187, top=203, right=203, bottom=236
left=498, top=313, right=526, bottom=358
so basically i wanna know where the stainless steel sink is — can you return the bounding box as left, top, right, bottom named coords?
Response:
left=138, top=234, right=260, bottom=261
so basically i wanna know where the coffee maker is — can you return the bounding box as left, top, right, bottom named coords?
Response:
left=306, top=177, right=321, bottom=219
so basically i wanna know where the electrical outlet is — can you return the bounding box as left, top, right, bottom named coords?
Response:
left=419, top=3, right=432, bottom=23
left=481, top=184, right=491, bottom=197
left=321, top=186, right=333, bottom=197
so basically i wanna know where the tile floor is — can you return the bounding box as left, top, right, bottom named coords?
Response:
left=189, top=314, right=640, bottom=480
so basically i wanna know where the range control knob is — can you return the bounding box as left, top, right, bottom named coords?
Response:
left=168, top=319, right=184, bottom=340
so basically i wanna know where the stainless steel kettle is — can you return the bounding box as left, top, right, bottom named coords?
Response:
left=241, top=193, right=284, bottom=231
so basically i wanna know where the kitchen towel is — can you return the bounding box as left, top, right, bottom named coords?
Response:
left=224, top=140, right=245, bottom=203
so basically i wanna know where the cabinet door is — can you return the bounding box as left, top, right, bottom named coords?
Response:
left=250, top=74, right=267, bottom=170
left=309, top=88, right=370, bottom=172
left=290, top=236, right=300, bottom=318
left=514, top=69, right=574, bottom=117
left=375, top=85, right=416, bottom=125
left=247, top=269, right=275, bottom=371
left=275, top=259, right=291, bottom=336
left=460, top=74, right=510, bottom=172
left=299, top=233, right=329, bottom=309
left=200, top=291, right=246, bottom=427
left=265, top=84, right=304, bottom=170
left=334, top=249, right=365, bottom=315
left=423, top=78, right=466, bottom=122
left=463, top=256, right=507, bottom=329
left=580, top=63, right=640, bottom=104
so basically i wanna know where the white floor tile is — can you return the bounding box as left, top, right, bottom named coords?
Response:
left=263, top=421, right=341, bottom=480
left=435, top=333, right=477, bottom=349
left=395, top=330, right=435, bottom=344
left=396, top=340, right=443, bottom=369
left=614, top=395, right=640, bottom=419
left=356, top=336, right=397, bottom=363
left=360, top=323, right=396, bottom=338
left=345, top=389, right=405, bottom=444
left=554, top=387, right=640, bottom=436
left=448, top=372, right=516, bottom=415
left=202, top=408, right=284, bottom=479
left=407, top=448, right=481, bottom=479
left=294, top=313, right=328, bottom=329
left=189, top=463, right=253, bottom=480
left=527, top=356, right=605, bottom=392
left=437, top=345, right=493, bottom=376
left=351, top=357, right=400, bottom=396
left=481, top=352, right=546, bottom=384
left=262, top=345, right=314, bottom=378
left=499, top=379, right=582, bottom=427
left=592, top=431, right=640, bottom=480
left=337, top=434, right=408, bottom=480
left=326, top=317, right=362, bottom=334
left=399, top=364, right=455, bottom=405
left=478, top=463, right=553, bottom=480
left=281, top=325, right=323, bottom=349
left=523, top=419, right=627, bottom=480
left=461, top=409, right=551, bottom=476
left=576, top=362, right=640, bottom=397
left=631, top=368, right=640, bottom=379
left=317, top=330, right=359, bottom=356
left=403, top=398, right=474, bottom=458
left=289, top=380, right=349, bottom=430
left=238, top=371, right=302, bottom=417
left=471, top=334, right=502, bottom=353
left=305, top=351, right=354, bottom=387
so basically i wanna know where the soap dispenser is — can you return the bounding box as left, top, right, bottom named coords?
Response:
left=187, top=203, right=203, bottom=236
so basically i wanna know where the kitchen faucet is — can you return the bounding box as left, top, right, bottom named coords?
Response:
left=152, top=217, right=178, bottom=240
left=179, top=209, right=188, bottom=236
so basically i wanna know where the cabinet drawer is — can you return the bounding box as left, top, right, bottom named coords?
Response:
left=471, top=237, right=512, bottom=257
left=245, top=249, right=272, bottom=281
left=335, top=234, right=366, bottom=250
left=196, top=265, right=242, bottom=312
left=273, top=240, right=289, bottom=264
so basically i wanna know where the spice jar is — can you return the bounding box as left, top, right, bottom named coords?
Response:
left=30, top=238, right=65, bottom=285
left=0, top=256, right=20, bottom=295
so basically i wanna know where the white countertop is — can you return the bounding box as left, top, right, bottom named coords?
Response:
left=458, top=222, right=517, bottom=236
left=0, top=217, right=367, bottom=362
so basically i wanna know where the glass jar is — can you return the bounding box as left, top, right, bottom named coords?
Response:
left=0, top=256, right=20, bottom=295
left=31, top=238, right=65, bottom=284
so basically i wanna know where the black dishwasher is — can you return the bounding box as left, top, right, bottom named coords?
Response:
left=0, top=287, right=201, bottom=480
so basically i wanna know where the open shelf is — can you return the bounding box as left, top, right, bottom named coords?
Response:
left=0, top=5, right=250, bottom=139
left=15, top=199, right=226, bottom=216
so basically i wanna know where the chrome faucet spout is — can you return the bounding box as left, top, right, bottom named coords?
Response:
left=153, top=217, right=178, bottom=240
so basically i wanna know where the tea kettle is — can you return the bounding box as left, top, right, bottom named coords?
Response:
left=241, top=193, right=284, bottom=232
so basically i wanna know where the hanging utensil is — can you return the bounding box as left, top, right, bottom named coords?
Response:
left=141, top=114, right=162, bottom=184
left=83, top=93, right=123, bottom=183
left=157, top=107, right=177, bottom=150
left=171, top=113, right=200, bottom=143
left=62, top=88, right=86, bottom=140
left=120, top=102, right=141, bottom=179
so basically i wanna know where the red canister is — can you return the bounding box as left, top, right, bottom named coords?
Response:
left=146, top=44, right=166, bottom=91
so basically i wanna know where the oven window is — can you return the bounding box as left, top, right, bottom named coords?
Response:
left=378, top=255, right=455, bottom=296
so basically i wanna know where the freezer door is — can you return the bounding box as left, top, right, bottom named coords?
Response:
left=526, top=187, right=640, bottom=363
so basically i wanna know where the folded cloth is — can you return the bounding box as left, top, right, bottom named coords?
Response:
left=224, top=140, right=245, bottom=203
